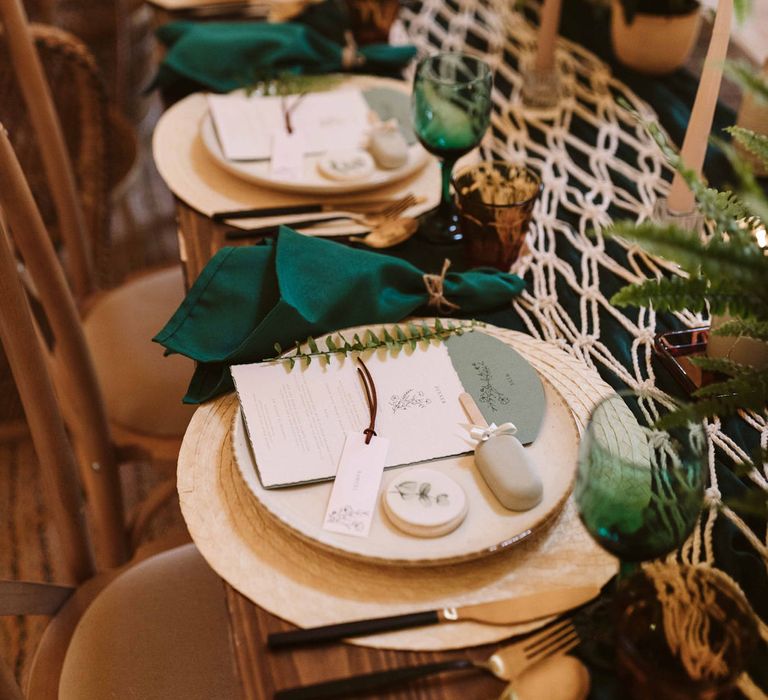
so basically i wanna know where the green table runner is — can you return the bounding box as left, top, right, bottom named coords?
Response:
left=395, top=2, right=765, bottom=695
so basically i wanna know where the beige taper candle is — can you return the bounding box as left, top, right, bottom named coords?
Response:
left=666, top=0, right=732, bottom=214
left=534, top=0, right=563, bottom=73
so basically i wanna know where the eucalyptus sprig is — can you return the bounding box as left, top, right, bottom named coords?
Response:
left=269, top=320, right=481, bottom=370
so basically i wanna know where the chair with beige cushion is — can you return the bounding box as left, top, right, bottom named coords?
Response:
left=0, top=0, right=195, bottom=467
left=0, top=183, right=240, bottom=698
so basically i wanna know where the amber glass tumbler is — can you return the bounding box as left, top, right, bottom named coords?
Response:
left=452, top=162, right=541, bottom=270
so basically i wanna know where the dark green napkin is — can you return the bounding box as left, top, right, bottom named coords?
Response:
left=152, top=20, right=417, bottom=94
left=154, top=227, right=525, bottom=403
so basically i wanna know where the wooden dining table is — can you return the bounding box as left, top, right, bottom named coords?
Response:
left=172, top=327, right=610, bottom=700
left=224, top=589, right=508, bottom=699
left=156, top=1, right=768, bottom=697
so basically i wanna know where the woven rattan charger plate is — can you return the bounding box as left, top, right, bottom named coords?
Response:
left=177, top=325, right=618, bottom=651
left=152, top=76, right=440, bottom=235
left=200, top=77, right=431, bottom=194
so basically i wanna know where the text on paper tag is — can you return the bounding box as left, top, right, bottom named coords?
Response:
left=323, top=432, right=390, bottom=538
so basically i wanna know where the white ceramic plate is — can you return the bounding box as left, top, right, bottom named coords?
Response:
left=200, top=76, right=432, bottom=195
left=231, top=329, right=581, bottom=566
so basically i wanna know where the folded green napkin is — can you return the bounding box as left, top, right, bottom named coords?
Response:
left=153, top=20, right=417, bottom=94
left=154, top=227, right=525, bottom=403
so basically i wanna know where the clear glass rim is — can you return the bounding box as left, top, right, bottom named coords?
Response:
left=416, top=51, right=492, bottom=87
left=452, top=161, right=543, bottom=209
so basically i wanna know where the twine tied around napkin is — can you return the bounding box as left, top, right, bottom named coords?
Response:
left=423, top=259, right=461, bottom=314
left=341, top=31, right=365, bottom=69
left=470, top=422, right=518, bottom=442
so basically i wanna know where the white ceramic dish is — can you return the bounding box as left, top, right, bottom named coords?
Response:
left=199, top=77, right=431, bottom=195
left=231, top=329, right=581, bottom=566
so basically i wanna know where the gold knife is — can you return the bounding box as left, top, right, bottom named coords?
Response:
left=267, top=586, right=599, bottom=648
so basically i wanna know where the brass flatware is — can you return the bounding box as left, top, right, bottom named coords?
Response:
left=212, top=193, right=416, bottom=222
left=273, top=618, right=580, bottom=699
left=224, top=194, right=421, bottom=240
left=267, top=586, right=598, bottom=649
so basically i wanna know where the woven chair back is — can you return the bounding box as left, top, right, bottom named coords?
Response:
left=0, top=0, right=101, bottom=299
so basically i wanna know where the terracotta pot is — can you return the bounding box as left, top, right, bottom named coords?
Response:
left=610, top=0, right=701, bottom=75
left=707, top=313, right=768, bottom=370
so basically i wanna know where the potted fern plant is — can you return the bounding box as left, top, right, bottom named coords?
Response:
left=605, top=64, right=768, bottom=452
left=610, top=0, right=701, bottom=74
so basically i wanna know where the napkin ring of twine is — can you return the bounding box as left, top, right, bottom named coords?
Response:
left=342, top=31, right=365, bottom=70
left=423, top=258, right=461, bottom=314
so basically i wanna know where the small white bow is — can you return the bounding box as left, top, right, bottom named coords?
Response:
left=470, top=422, right=518, bottom=442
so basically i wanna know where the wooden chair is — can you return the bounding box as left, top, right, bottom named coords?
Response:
left=0, top=125, right=157, bottom=565
left=0, top=0, right=196, bottom=469
left=0, top=192, right=240, bottom=697
left=0, top=21, right=125, bottom=287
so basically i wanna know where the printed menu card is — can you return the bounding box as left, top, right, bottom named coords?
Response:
left=207, top=88, right=371, bottom=162
left=231, top=331, right=547, bottom=489
left=231, top=342, right=471, bottom=488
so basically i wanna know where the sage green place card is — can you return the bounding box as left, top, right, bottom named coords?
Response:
left=446, top=332, right=546, bottom=445
left=363, top=87, right=417, bottom=145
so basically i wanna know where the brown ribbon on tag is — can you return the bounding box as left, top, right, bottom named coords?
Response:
left=356, top=358, right=378, bottom=444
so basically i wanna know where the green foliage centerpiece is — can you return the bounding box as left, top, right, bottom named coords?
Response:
left=602, top=69, right=768, bottom=508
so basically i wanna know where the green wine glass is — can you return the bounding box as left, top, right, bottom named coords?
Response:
left=411, top=52, right=492, bottom=244
left=575, top=391, right=706, bottom=581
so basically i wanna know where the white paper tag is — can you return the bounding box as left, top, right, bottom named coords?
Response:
left=270, top=130, right=305, bottom=181
left=323, top=432, right=390, bottom=538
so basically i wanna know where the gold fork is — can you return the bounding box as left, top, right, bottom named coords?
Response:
left=291, top=193, right=420, bottom=228
left=214, top=192, right=417, bottom=223
left=223, top=194, right=421, bottom=241
left=273, top=618, right=579, bottom=699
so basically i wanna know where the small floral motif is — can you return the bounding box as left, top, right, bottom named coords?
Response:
left=389, top=389, right=432, bottom=414
left=472, top=360, right=510, bottom=412
left=326, top=505, right=370, bottom=532
left=391, top=480, right=449, bottom=507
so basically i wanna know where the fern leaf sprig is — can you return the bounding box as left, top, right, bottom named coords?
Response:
left=610, top=276, right=766, bottom=317
left=611, top=276, right=709, bottom=312
left=727, top=126, right=768, bottom=165
left=712, top=319, right=768, bottom=342
left=725, top=60, right=768, bottom=104
left=655, top=369, right=768, bottom=428
left=608, top=220, right=768, bottom=287
left=694, top=369, right=768, bottom=401
left=688, top=356, right=752, bottom=377
left=268, top=320, right=480, bottom=370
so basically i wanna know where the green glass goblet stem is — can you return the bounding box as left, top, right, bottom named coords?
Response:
left=411, top=52, right=492, bottom=244
left=571, top=391, right=707, bottom=676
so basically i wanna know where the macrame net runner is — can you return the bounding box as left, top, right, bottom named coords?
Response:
left=643, top=561, right=752, bottom=683
left=396, top=1, right=768, bottom=692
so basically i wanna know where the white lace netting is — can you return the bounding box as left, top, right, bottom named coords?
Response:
left=397, top=0, right=768, bottom=691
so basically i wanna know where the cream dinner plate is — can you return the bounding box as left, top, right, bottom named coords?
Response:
left=200, top=76, right=432, bottom=194
left=230, top=328, right=581, bottom=566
